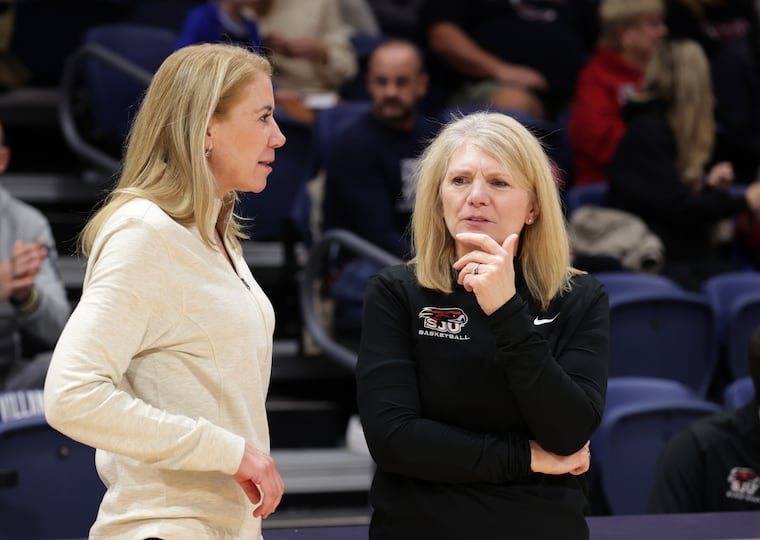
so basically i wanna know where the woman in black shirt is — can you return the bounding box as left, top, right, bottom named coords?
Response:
left=356, top=111, right=609, bottom=540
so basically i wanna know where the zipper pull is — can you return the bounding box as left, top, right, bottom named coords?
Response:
left=241, top=277, right=251, bottom=290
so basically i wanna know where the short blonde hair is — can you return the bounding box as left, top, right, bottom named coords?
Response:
left=599, top=0, right=665, bottom=50
left=79, top=43, right=273, bottom=256
left=411, top=112, right=577, bottom=310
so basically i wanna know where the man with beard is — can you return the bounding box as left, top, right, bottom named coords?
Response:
left=322, top=39, right=435, bottom=260
left=320, top=39, right=437, bottom=337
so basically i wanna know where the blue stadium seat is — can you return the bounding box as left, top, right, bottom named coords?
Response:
left=593, top=271, right=682, bottom=298
left=0, top=415, right=104, bottom=539
left=594, top=390, right=721, bottom=515
left=723, top=376, right=755, bottom=409
left=607, top=288, right=717, bottom=397
left=313, top=100, right=373, bottom=169
left=566, top=183, right=608, bottom=216
left=703, top=271, right=760, bottom=380
left=59, top=23, right=178, bottom=174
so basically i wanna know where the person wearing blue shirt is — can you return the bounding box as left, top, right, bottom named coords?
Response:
left=322, top=39, right=436, bottom=260
left=176, top=0, right=263, bottom=54
left=321, top=39, right=437, bottom=327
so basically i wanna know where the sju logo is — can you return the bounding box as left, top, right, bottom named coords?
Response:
left=418, top=307, right=468, bottom=335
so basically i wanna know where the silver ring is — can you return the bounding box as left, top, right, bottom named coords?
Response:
left=472, top=263, right=480, bottom=275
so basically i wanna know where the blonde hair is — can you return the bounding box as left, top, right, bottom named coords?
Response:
left=599, top=0, right=665, bottom=50
left=640, top=39, right=715, bottom=185
left=79, top=43, right=273, bottom=256
left=411, top=112, right=577, bottom=310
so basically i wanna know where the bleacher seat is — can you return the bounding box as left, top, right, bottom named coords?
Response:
left=703, top=271, right=760, bottom=380
left=592, top=378, right=721, bottom=515
left=607, top=288, right=717, bottom=397
left=723, top=376, right=755, bottom=409
left=0, top=415, right=104, bottom=539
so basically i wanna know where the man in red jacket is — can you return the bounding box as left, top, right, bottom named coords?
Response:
left=568, top=0, right=667, bottom=187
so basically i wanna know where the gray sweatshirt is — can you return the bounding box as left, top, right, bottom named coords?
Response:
left=0, top=185, right=70, bottom=374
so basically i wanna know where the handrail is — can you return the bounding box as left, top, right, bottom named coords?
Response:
left=58, top=43, right=154, bottom=176
left=298, top=229, right=402, bottom=370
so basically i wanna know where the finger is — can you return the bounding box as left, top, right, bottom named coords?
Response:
left=501, top=233, right=519, bottom=256
left=238, top=479, right=261, bottom=505
left=455, top=232, right=501, bottom=253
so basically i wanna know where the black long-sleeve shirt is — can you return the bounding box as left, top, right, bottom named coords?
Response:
left=648, top=400, right=760, bottom=513
left=606, top=99, right=748, bottom=262
left=356, top=263, right=609, bottom=540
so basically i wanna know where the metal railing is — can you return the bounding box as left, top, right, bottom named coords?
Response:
left=298, top=229, right=402, bottom=370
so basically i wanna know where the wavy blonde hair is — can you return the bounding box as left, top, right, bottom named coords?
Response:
left=639, top=39, right=715, bottom=185
left=79, top=43, right=273, bottom=256
left=411, top=112, right=578, bottom=310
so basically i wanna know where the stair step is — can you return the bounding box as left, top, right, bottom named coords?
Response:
left=271, top=447, right=374, bottom=494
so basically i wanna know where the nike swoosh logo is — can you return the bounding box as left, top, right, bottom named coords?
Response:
left=533, top=313, right=559, bottom=326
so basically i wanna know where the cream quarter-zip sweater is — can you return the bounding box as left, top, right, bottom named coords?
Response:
left=44, top=198, right=275, bottom=539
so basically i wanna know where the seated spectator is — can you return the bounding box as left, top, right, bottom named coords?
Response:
left=0, top=121, right=70, bottom=390
left=419, top=0, right=592, bottom=121
left=666, top=0, right=760, bottom=183
left=321, top=38, right=438, bottom=327
left=322, top=38, right=436, bottom=259
left=568, top=0, right=667, bottom=187
left=605, top=39, right=760, bottom=290
left=175, top=0, right=264, bottom=53
left=0, top=0, right=28, bottom=90
left=648, top=323, right=760, bottom=513
left=366, top=0, right=424, bottom=42
left=253, top=0, right=358, bottom=114
left=339, top=0, right=381, bottom=38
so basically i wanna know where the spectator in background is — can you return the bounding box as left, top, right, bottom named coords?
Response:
left=419, top=0, right=593, bottom=121
left=323, top=39, right=434, bottom=260
left=606, top=39, right=760, bottom=291
left=321, top=39, right=436, bottom=332
left=339, top=0, right=381, bottom=38
left=175, top=0, right=264, bottom=53
left=568, top=0, right=667, bottom=187
left=253, top=0, right=358, bottom=114
left=666, top=0, right=760, bottom=183
left=0, top=121, right=70, bottom=390
left=366, top=0, right=424, bottom=42
left=0, top=0, right=28, bottom=90
left=648, top=323, right=760, bottom=513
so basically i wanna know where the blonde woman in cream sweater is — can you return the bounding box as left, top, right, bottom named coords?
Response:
left=44, top=43, right=286, bottom=539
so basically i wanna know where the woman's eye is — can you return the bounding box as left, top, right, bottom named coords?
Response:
left=260, top=113, right=272, bottom=122
left=493, top=179, right=509, bottom=187
left=451, top=176, right=466, bottom=185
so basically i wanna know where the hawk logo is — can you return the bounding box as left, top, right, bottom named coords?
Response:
left=418, top=307, right=468, bottom=335
left=727, top=467, right=760, bottom=499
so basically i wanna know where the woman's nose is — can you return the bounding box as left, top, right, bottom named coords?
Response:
left=271, top=121, right=286, bottom=148
left=467, top=179, right=489, bottom=205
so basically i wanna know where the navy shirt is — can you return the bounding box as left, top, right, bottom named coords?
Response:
left=322, top=112, right=438, bottom=259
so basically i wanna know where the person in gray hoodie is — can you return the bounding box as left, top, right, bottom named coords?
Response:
left=0, top=120, right=70, bottom=390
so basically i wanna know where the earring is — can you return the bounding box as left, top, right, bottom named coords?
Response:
left=205, top=147, right=212, bottom=158
left=527, top=217, right=533, bottom=224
